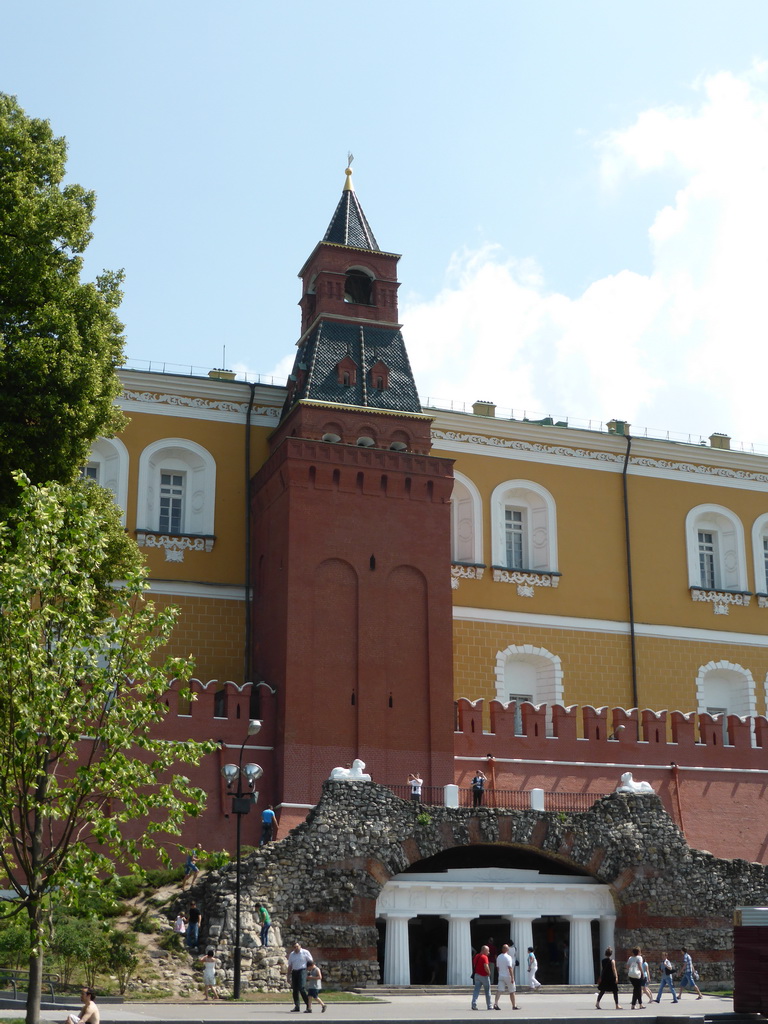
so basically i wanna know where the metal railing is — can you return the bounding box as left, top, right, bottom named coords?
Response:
left=387, top=785, right=599, bottom=813
left=0, top=967, right=60, bottom=1002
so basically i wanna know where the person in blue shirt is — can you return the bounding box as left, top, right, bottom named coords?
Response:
left=260, top=804, right=278, bottom=846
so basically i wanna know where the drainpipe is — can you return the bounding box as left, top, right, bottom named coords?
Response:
left=621, top=433, right=639, bottom=712
left=670, top=762, right=687, bottom=838
left=244, top=382, right=257, bottom=713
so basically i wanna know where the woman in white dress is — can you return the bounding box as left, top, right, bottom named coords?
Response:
left=199, top=948, right=219, bottom=1000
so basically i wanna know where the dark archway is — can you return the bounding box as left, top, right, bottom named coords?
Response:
left=401, top=843, right=596, bottom=877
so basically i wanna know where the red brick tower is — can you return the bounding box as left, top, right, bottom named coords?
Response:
left=251, top=165, right=455, bottom=827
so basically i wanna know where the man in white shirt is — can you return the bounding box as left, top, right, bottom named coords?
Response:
left=408, top=773, right=423, bottom=802
left=287, top=941, right=313, bottom=1012
left=493, top=943, right=518, bottom=1010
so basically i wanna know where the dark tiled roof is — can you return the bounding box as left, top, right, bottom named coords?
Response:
left=282, top=320, right=422, bottom=417
left=323, top=189, right=380, bottom=250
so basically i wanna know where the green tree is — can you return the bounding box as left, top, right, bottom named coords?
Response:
left=0, top=93, right=126, bottom=511
left=106, top=931, right=139, bottom=995
left=0, top=475, right=214, bottom=1024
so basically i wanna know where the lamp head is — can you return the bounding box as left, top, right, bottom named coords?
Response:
left=221, top=763, right=239, bottom=786
left=243, top=763, right=263, bottom=788
left=247, top=719, right=262, bottom=737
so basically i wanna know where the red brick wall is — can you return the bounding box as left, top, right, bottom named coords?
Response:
left=251, top=431, right=455, bottom=819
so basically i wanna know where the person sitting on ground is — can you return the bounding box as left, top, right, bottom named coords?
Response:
left=65, top=987, right=100, bottom=1024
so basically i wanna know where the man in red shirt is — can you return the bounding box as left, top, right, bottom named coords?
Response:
left=472, top=945, right=492, bottom=1010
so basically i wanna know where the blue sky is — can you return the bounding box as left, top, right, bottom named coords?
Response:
left=5, top=1, right=768, bottom=447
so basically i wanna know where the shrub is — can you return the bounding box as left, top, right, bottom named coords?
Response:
left=107, top=932, right=139, bottom=995
left=0, top=918, right=30, bottom=969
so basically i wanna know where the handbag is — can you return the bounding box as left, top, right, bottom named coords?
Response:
left=665, top=965, right=676, bottom=976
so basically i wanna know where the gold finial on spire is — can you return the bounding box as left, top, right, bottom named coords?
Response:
left=344, top=151, right=354, bottom=191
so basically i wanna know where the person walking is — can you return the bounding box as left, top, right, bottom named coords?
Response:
left=260, top=804, right=278, bottom=846
left=655, top=952, right=678, bottom=1003
left=471, top=770, right=487, bottom=807
left=186, top=900, right=202, bottom=951
left=626, top=947, right=645, bottom=1009
left=595, top=946, right=622, bottom=1009
left=287, top=940, right=312, bottom=1012
left=306, top=960, right=326, bottom=1013
left=526, top=946, right=542, bottom=991
left=493, top=943, right=519, bottom=1010
left=181, top=844, right=201, bottom=890
left=471, top=944, right=492, bottom=1010
left=408, top=772, right=423, bottom=803
left=641, top=958, right=653, bottom=1003
left=198, top=948, right=219, bottom=1000
left=258, top=903, right=272, bottom=947
left=677, top=948, right=703, bottom=1000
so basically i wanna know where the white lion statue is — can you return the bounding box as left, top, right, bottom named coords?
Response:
left=616, top=771, right=655, bottom=794
left=329, top=758, right=371, bottom=782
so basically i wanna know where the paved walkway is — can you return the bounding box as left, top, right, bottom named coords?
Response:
left=0, top=990, right=732, bottom=1024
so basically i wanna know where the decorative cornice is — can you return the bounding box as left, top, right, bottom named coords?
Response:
left=451, top=564, right=485, bottom=589
left=136, top=531, right=215, bottom=562
left=690, top=587, right=752, bottom=615
left=122, top=389, right=280, bottom=419
left=492, top=568, right=561, bottom=598
left=432, top=429, right=768, bottom=484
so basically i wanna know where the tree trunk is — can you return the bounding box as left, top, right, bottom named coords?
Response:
left=25, top=901, right=44, bottom=1024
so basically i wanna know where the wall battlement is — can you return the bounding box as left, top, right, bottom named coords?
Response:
left=455, top=697, right=768, bottom=770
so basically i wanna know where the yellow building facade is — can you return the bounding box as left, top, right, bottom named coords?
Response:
left=106, top=371, right=768, bottom=736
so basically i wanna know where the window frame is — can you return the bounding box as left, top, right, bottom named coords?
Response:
left=490, top=479, right=558, bottom=573
left=685, top=504, right=747, bottom=593
left=137, top=438, right=216, bottom=537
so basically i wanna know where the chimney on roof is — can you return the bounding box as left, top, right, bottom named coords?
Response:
left=607, top=419, right=630, bottom=436
left=709, top=432, right=731, bottom=450
left=472, top=400, right=496, bottom=418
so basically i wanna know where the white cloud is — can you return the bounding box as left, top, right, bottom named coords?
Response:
left=403, top=65, right=768, bottom=448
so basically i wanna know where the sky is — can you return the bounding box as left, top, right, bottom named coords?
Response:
left=5, top=1, right=768, bottom=450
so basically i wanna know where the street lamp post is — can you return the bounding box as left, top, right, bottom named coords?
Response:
left=221, top=718, right=263, bottom=999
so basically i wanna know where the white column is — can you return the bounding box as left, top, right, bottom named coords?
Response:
left=445, top=914, right=474, bottom=985
left=569, top=915, right=595, bottom=985
left=510, top=916, right=534, bottom=981
left=599, top=915, right=615, bottom=959
left=382, top=915, right=411, bottom=986
left=530, top=788, right=545, bottom=811
left=444, top=784, right=459, bottom=808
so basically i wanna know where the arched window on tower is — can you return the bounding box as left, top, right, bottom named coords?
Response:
left=336, top=355, right=357, bottom=387
left=369, top=360, right=389, bottom=391
left=344, top=268, right=373, bottom=305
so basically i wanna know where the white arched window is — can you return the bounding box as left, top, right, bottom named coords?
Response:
left=495, top=644, right=564, bottom=735
left=136, top=439, right=216, bottom=537
left=451, top=472, right=483, bottom=564
left=751, top=513, right=768, bottom=596
left=491, top=480, right=558, bottom=572
left=84, top=438, right=129, bottom=525
left=685, top=504, right=747, bottom=592
left=696, top=660, right=755, bottom=743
